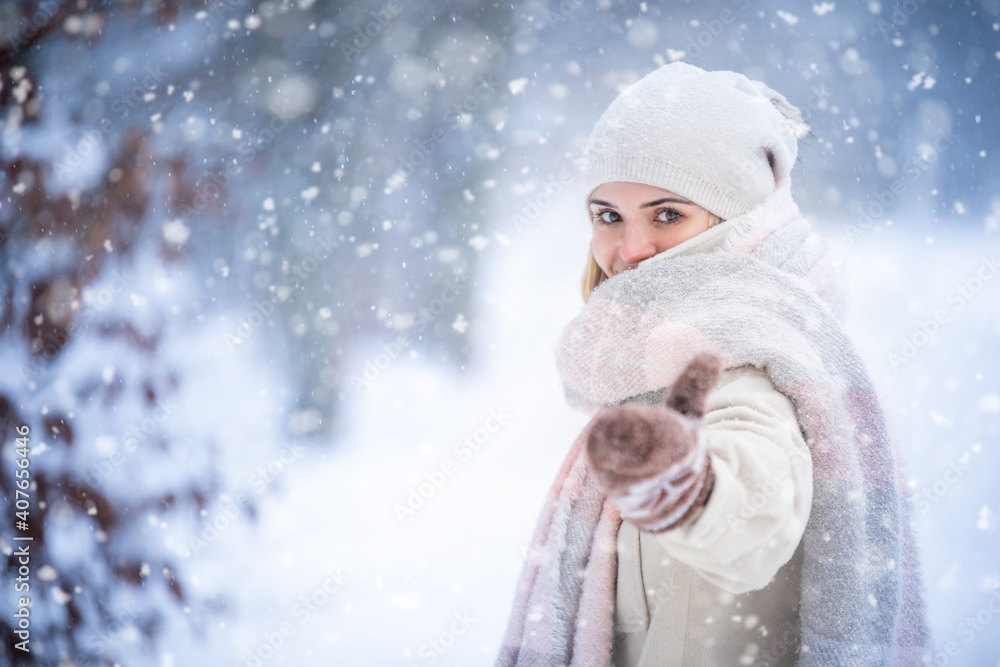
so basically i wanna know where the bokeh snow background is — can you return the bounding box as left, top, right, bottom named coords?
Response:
left=1, top=1, right=998, bottom=665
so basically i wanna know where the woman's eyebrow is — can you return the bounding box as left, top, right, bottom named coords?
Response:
left=640, top=197, right=691, bottom=207
left=587, top=197, right=693, bottom=208
left=588, top=198, right=616, bottom=208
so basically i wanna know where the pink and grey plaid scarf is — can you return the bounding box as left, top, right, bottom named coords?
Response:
left=496, top=183, right=931, bottom=666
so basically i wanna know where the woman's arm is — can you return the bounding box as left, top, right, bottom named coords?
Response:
left=652, top=364, right=813, bottom=594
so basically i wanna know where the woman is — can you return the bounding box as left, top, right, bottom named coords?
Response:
left=496, top=63, right=930, bottom=666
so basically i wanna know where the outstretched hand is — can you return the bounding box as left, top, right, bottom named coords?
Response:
left=585, top=353, right=723, bottom=533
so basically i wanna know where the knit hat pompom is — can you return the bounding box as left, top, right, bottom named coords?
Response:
left=582, top=62, right=810, bottom=219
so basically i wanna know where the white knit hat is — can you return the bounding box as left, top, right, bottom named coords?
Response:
left=582, top=62, right=810, bottom=220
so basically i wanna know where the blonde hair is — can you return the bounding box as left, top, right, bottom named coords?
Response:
left=581, top=212, right=723, bottom=302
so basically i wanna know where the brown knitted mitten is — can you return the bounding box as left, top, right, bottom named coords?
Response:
left=585, top=353, right=723, bottom=533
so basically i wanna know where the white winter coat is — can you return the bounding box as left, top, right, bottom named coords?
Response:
left=611, top=222, right=814, bottom=667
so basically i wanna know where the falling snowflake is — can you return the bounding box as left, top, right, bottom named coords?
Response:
left=776, top=10, right=799, bottom=25
left=508, top=78, right=528, bottom=95
left=977, top=506, right=992, bottom=531
left=162, top=219, right=191, bottom=245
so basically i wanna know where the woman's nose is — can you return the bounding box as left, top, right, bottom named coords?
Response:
left=620, top=222, right=658, bottom=265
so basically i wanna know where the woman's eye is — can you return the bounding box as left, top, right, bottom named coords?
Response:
left=657, top=208, right=681, bottom=223
left=594, top=210, right=620, bottom=224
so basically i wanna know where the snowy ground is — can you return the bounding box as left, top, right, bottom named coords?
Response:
left=152, top=194, right=998, bottom=666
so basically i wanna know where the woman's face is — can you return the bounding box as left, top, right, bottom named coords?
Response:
left=589, top=182, right=715, bottom=278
